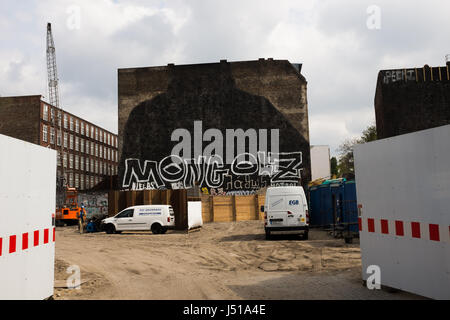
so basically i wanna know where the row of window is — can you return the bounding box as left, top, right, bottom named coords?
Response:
left=42, top=125, right=118, bottom=162
left=42, top=104, right=117, bottom=148
left=57, top=152, right=118, bottom=175
left=58, top=171, right=108, bottom=190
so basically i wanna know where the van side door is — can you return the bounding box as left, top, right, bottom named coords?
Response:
left=115, top=208, right=135, bottom=231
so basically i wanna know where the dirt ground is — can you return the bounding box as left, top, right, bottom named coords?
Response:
left=54, top=221, right=423, bottom=300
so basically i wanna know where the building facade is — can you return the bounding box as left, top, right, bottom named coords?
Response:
left=0, top=95, right=118, bottom=190
left=375, top=62, right=450, bottom=139
left=118, top=59, right=311, bottom=195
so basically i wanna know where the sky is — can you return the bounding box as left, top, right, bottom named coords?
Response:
left=1, top=0, right=449, bottom=156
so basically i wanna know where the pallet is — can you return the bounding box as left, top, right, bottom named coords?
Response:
left=187, top=226, right=202, bottom=233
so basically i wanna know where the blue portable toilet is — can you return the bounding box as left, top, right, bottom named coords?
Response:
left=342, top=181, right=358, bottom=233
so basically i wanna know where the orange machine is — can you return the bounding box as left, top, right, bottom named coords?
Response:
left=55, top=187, right=83, bottom=226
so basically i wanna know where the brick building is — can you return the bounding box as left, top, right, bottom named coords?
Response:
left=118, top=59, right=311, bottom=194
left=0, top=95, right=118, bottom=190
left=375, top=61, right=450, bottom=139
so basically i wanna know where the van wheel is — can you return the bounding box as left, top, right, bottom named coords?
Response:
left=160, top=227, right=168, bottom=234
left=265, top=230, right=271, bottom=240
left=151, top=223, right=162, bottom=234
left=105, top=224, right=116, bottom=234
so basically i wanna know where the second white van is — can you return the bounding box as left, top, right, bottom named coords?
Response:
left=261, top=186, right=309, bottom=240
left=101, top=205, right=175, bottom=234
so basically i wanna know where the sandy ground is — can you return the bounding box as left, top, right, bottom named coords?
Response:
left=54, top=221, right=423, bottom=300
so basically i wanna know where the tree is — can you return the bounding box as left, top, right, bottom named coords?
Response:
left=337, top=124, right=377, bottom=178
left=330, top=157, right=338, bottom=177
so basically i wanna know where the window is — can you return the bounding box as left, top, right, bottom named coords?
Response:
left=99, top=145, right=102, bottom=158
left=80, top=157, right=84, bottom=171
left=91, top=143, right=94, bottom=156
left=115, top=209, right=134, bottom=218
left=69, top=154, right=73, bottom=169
left=95, top=160, right=98, bottom=174
left=69, top=135, right=74, bottom=150
left=85, top=157, right=89, bottom=172
left=63, top=133, right=68, bottom=148
left=80, top=139, right=84, bottom=153
left=57, top=152, right=61, bottom=167
left=75, top=174, right=79, bottom=188
left=75, top=155, right=79, bottom=170
left=85, top=124, right=89, bottom=138
left=69, top=174, right=73, bottom=187
left=80, top=122, right=84, bottom=136
left=80, top=175, right=84, bottom=190
left=90, top=176, right=94, bottom=188
left=43, top=105, right=48, bottom=121
left=75, top=119, right=79, bottom=133
left=57, top=130, right=62, bottom=146
left=91, top=126, right=94, bottom=139
left=75, top=137, right=79, bottom=151
left=99, top=130, right=103, bottom=143
left=90, top=159, right=94, bottom=173
left=95, top=128, right=98, bottom=141
left=99, top=162, right=103, bottom=175
left=70, top=117, right=74, bottom=131
left=63, top=153, right=67, bottom=168
left=50, top=128, right=55, bottom=144
left=85, top=141, right=89, bottom=155
left=64, top=114, right=68, bottom=129
left=58, top=111, right=62, bottom=127
left=50, top=108, right=55, bottom=123
left=103, top=146, right=106, bottom=159
left=42, top=125, right=48, bottom=142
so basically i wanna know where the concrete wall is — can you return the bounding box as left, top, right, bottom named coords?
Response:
left=118, top=59, right=311, bottom=195
left=310, top=145, right=331, bottom=181
left=0, top=95, right=41, bottom=144
left=375, top=65, right=450, bottom=139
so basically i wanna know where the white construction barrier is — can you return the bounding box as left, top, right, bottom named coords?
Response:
left=187, top=201, right=203, bottom=230
left=354, top=124, right=450, bottom=299
left=0, top=134, right=56, bottom=300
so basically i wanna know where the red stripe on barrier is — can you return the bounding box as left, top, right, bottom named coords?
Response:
left=411, top=222, right=421, bottom=238
left=368, top=218, right=375, bottom=233
left=429, top=224, right=440, bottom=241
left=9, top=235, right=16, bottom=253
left=395, top=220, right=404, bottom=236
left=358, top=218, right=362, bottom=231
left=34, top=230, right=39, bottom=247
left=0, top=237, right=2, bottom=256
left=53, top=228, right=56, bottom=242
left=44, top=229, right=49, bottom=244
left=22, top=233, right=29, bottom=250
left=381, top=219, right=389, bottom=234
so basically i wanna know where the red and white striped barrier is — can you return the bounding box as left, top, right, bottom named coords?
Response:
left=354, top=125, right=450, bottom=300
left=358, top=214, right=450, bottom=243
left=0, top=228, right=55, bottom=257
left=0, top=134, right=56, bottom=300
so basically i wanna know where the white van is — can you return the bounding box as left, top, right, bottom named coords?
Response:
left=101, top=205, right=175, bottom=234
left=261, top=186, right=309, bottom=240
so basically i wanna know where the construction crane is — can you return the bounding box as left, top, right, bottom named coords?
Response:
left=46, top=22, right=66, bottom=202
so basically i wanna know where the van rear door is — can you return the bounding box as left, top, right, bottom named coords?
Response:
left=285, top=195, right=305, bottom=226
left=267, top=195, right=287, bottom=227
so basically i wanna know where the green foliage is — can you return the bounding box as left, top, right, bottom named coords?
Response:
left=330, top=157, right=338, bottom=176
left=337, top=124, right=377, bottom=178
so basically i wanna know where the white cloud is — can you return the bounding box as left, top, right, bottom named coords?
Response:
left=1, top=0, right=449, bottom=156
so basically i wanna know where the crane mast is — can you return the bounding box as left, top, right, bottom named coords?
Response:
left=46, top=22, right=66, bottom=206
